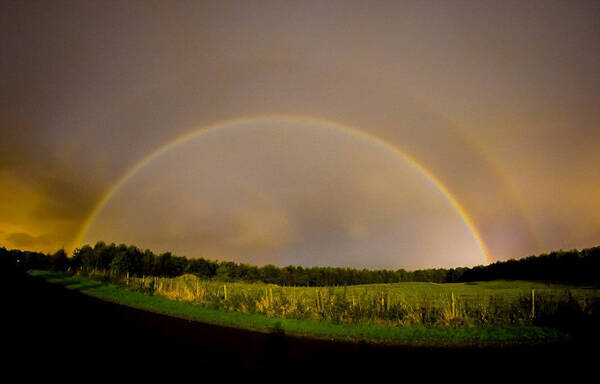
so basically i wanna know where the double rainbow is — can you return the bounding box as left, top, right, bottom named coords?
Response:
left=74, top=115, right=492, bottom=264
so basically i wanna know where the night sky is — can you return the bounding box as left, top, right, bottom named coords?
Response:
left=1, top=1, right=599, bottom=269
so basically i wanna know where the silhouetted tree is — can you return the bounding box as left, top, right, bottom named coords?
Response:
left=49, top=249, right=69, bottom=271
left=4, top=241, right=599, bottom=286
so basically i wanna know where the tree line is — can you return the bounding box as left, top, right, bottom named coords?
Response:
left=2, top=241, right=599, bottom=286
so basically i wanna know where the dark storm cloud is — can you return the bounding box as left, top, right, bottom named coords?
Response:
left=4, top=232, right=62, bottom=248
left=5, top=233, right=36, bottom=247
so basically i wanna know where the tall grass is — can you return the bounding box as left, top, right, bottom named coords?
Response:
left=75, top=269, right=600, bottom=328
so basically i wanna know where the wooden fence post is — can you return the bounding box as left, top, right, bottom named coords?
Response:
left=531, top=289, right=535, bottom=319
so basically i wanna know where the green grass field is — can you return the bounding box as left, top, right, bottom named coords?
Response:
left=29, top=269, right=599, bottom=347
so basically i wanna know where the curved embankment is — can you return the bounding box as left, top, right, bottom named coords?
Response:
left=5, top=270, right=595, bottom=372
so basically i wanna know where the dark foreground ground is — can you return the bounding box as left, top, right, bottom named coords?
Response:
left=2, top=269, right=597, bottom=378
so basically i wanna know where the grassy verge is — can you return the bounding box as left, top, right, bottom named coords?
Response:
left=28, top=270, right=567, bottom=347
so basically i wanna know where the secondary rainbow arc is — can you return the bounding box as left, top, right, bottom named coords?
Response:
left=74, top=115, right=491, bottom=265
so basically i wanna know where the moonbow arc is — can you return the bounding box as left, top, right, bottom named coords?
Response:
left=74, top=115, right=491, bottom=264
